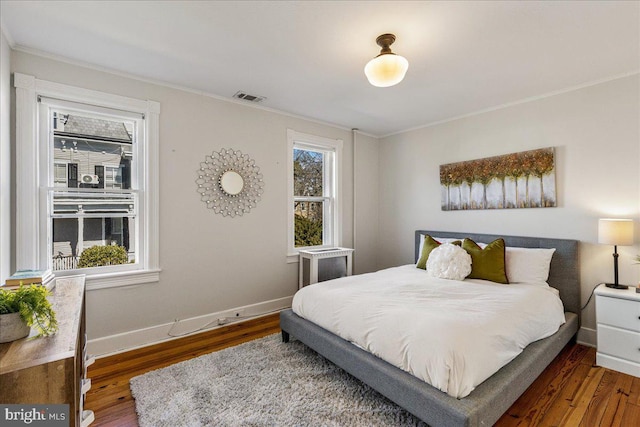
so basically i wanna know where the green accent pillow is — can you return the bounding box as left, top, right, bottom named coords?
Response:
left=462, top=238, right=509, bottom=284
left=416, top=235, right=461, bottom=270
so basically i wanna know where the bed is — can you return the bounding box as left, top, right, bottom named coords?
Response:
left=279, top=231, right=580, bottom=427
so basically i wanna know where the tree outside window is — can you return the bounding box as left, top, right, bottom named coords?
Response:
left=287, top=129, right=342, bottom=255
left=294, top=148, right=324, bottom=247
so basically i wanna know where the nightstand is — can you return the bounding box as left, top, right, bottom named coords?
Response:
left=595, top=284, right=640, bottom=377
left=298, top=247, right=354, bottom=289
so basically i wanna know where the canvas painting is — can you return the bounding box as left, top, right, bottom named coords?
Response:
left=440, top=147, right=556, bottom=211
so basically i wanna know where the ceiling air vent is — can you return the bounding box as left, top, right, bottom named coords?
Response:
left=233, top=91, right=267, bottom=103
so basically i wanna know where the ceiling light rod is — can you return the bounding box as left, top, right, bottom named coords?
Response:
left=374, top=34, right=397, bottom=56
left=364, top=33, right=409, bottom=88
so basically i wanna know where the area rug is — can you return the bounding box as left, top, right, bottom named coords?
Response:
left=130, top=334, right=426, bottom=426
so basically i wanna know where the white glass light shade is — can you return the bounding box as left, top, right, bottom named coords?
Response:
left=364, top=53, right=409, bottom=87
left=598, top=218, right=634, bottom=246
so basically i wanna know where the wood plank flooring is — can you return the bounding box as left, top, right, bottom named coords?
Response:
left=85, top=314, right=639, bottom=426
left=85, top=313, right=281, bottom=427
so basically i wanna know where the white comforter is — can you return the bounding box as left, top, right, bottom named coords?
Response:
left=292, top=265, right=566, bottom=398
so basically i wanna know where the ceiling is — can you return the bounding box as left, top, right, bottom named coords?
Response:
left=1, top=1, right=638, bottom=136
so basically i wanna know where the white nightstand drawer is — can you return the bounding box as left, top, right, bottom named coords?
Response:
left=596, top=295, right=640, bottom=332
left=597, top=324, right=640, bottom=363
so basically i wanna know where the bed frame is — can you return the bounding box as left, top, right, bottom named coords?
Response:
left=280, top=231, right=580, bottom=427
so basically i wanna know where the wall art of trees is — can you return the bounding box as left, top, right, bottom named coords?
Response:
left=440, top=147, right=556, bottom=211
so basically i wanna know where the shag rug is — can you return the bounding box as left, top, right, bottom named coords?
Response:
left=130, top=334, right=426, bottom=426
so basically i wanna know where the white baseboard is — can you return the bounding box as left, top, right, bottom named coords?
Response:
left=577, top=326, right=596, bottom=348
left=87, top=296, right=293, bottom=357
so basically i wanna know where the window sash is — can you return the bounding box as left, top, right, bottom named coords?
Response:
left=288, top=130, right=341, bottom=256
left=42, top=100, right=142, bottom=274
left=293, top=148, right=325, bottom=198
left=293, top=146, right=334, bottom=249
left=292, top=197, right=334, bottom=250
left=111, top=218, right=123, bottom=234
left=105, top=165, right=124, bottom=189
left=53, top=162, right=67, bottom=186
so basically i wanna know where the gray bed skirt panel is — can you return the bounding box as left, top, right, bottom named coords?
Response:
left=280, top=309, right=579, bottom=427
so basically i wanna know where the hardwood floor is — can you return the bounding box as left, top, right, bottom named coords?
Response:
left=495, top=342, right=639, bottom=426
left=85, top=314, right=639, bottom=426
left=85, top=313, right=281, bottom=427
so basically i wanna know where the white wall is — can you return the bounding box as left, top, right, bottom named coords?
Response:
left=0, top=29, right=11, bottom=284
left=10, top=50, right=379, bottom=353
left=378, top=75, right=640, bottom=344
left=353, top=131, right=380, bottom=274
left=9, top=48, right=636, bottom=352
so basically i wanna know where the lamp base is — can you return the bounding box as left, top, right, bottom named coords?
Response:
left=604, top=283, right=629, bottom=290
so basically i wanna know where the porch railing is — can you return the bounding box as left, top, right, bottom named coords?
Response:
left=52, top=254, right=79, bottom=271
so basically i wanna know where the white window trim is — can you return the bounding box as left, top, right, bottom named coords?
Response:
left=14, top=73, right=160, bottom=290
left=286, top=129, right=343, bottom=263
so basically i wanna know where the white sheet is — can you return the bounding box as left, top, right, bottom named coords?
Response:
left=292, top=264, right=566, bottom=398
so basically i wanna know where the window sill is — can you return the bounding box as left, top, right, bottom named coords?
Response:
left=287, top=254, right=299, bottom=264
left=76, top=268, right=161, bottom=291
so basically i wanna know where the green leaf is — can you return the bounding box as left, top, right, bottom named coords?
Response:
left=0, top=284, right=58, bottom=336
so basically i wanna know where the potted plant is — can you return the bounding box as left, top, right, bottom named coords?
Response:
left=0, top=284, right=58, bottom=343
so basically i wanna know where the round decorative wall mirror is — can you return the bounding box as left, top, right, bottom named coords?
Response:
left=220, top=170, right=244, bottom=195
left=195, top=148, right=264, bottom=217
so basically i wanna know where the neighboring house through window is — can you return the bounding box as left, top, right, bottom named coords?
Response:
left=48, top=108, right=136, bottom=271
left=287, top=129, right=342, bottom=259
left=14, top=73, right=160, bottom=289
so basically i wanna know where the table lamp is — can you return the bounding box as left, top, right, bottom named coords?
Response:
left=598, top=218, right=634, bottom=289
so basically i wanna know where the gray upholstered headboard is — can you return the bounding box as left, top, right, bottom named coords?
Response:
left=415, top=231, right=580, bottom=316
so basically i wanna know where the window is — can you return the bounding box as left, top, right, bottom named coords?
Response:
left=47, top=104, right=138, bottom=273
left=287, top=130, right=342, bottom=259
left=15, top=73, right=160, bottom=289
left=105, top=165, right=124, bottom=189
left=53, top=162, right=68, bottom=187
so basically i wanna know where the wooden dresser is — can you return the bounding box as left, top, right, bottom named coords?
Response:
left=0, top=276, right=94, bottom=427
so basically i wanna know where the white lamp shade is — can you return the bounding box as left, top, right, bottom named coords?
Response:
left=598, top=218, right=634, bottom=246
left=364, top=54, right=409, bottom=87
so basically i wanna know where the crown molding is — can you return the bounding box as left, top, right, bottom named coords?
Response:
left=11, top=45, right=637, bottom=140
left=380, top=70, right=640, bottom=139
left=11, top=45, right=378, bottom=139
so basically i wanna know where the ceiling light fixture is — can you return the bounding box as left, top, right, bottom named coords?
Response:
left=364, top=33, right=409, bottom=88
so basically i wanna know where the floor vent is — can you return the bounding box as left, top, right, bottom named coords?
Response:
left=233, top=91, right=266, bottom=103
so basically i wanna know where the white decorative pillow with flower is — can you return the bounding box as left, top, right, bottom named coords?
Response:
left=426, top=243, right=472, bottom=281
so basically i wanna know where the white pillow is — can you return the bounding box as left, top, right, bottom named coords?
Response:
left=505, top=247, right=556, bottom=285
left=417, top=234, right=462, bottom=262
left=426, top=243, right=472, bottom=281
